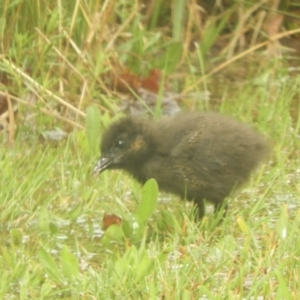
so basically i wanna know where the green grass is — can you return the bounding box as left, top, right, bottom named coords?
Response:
left=1, top=0, right=300, bottom=299
left=1, top=77, right=300, bottom=298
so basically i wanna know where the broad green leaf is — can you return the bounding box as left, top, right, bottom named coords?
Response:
left=136, top=256, right=155, bottom=281
left=38, top=206, right=50, bottom=232
left=275, top=271, right=292, bottom=300
left=38, top=247, right=63, bottom=283
left=122, top=219, right=132, bottom=238
left=68, top=203, right=83, bottom=221
left=181, top=289, right=192, bottom=300
left=156, top=252, right=169, bottom=265
left=160, top=41, right=182, bottom=73
left=135, top=178, right=158, bottom=224
left=100, top=224, right=125, bottom=246
left=60, top=245, right=79, bottom=280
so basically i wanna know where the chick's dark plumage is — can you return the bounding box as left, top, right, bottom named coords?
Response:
left=94, top=112, right=270, bottom=218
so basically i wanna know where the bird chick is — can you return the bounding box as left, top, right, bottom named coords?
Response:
left=94, top=112, right=270, bottom=219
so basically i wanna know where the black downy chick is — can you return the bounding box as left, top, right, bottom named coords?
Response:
left=93, top=112, right=270, bottom=219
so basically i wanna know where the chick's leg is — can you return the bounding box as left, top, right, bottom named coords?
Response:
left=194, top=199, right=205, bottom=220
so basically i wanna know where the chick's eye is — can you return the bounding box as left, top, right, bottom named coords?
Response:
left=115, top=139, right=126, bottom=149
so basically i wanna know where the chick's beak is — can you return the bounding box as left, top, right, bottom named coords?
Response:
left=93, top=155, right=114, bottom=175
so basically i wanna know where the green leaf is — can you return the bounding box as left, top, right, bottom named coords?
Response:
left=156, top=251, right=169, bottom=265
left=38, top=206, right=50, bottom=232
left=134, top=178, right=158, bottom=224
left=122, top=219, right=132, bottom=238
left=68, top=203, right=83, bottom=221
left=275, top=271, right=293, bottom=300
left=136, top=256, right=155, bottom=281
left=49, top=222, right=59, bottom=235
left=181, top=289, right=192, bottom=300
left=159, top=41, right=182, bottom=73
left=1, top=246, right=14, bottom=266
left=100, top=224, right=125, bottom=246
left=112, top=253, right=129, bottom=280
left=236, top=216, right=251, bottom=236
left=38, top=247, right=63, bottom=284
left=60, top=245, right=80, bottom=280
